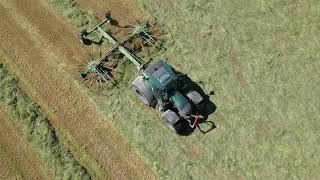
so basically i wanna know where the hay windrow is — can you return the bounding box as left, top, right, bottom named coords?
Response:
left=0, top=62, right=91, bottom=179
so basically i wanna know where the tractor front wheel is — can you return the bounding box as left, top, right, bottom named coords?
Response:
left=132, top=76, right=156, bottom=107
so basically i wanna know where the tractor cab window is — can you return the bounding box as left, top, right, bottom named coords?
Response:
left=158, top=73, right=170, bottom=84
left=153, top=67, right=171, bottom=84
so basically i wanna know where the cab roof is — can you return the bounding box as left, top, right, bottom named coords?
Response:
left=143, top=59, right=176, bottom=88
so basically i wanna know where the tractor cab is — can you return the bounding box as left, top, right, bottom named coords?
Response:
left=143, top=59, right=177, bottom=92
left=142, top=60, right=193, bottom=116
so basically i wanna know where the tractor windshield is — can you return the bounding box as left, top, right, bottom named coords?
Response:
left=153, top=67, right=171, bottom=84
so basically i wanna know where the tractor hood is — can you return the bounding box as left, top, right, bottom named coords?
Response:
left=170, top=91, right=192, bottom=117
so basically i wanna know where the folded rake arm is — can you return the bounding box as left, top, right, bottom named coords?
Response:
left=79, top=14, right=151, bottom=68
left=78, top=11, right=158, bottom=91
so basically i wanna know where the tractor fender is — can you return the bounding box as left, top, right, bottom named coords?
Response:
left=170, top=91, right=192, bottom=117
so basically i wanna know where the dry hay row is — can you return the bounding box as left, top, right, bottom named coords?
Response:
left=0, top=62, right=91, bottom=179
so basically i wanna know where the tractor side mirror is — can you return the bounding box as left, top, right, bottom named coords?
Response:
left=142, top=71, right=149, bottom=80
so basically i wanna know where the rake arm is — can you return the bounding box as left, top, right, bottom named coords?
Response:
left=79, top=11, right=160, bottom=84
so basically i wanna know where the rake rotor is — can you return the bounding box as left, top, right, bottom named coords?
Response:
left=77, top=11, right=167, bottom=94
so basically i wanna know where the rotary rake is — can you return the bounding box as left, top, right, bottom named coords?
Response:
left=78, top=12, right=160, bottom=93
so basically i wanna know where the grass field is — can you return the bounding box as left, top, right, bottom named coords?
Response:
left=1, top=0, right=318, bottom=179
left=87, top=0, right=320, bottom=179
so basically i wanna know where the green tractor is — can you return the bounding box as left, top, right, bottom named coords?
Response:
left=132, top=59, right=204, bottom=133
left=78, top=12, right=205, bottom=134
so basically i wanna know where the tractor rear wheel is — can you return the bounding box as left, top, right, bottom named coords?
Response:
left=186, top=90, right=204, bottom=110
left=162, top=110, right=182, bottom=134
left=132, top=76, right=156, bottom=107
left=166, top=121, right=179, bottom=133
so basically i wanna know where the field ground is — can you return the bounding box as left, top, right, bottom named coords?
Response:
left=77, top=0, right=146, bottom=22
left=0, top=0, right=319, bottom=179
left=132, top=0, right=320, bottom=178
left=0, top=105, right=49, bottom=179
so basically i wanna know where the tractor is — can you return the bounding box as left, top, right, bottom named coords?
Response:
left=78, top=12, right=205, bottom=134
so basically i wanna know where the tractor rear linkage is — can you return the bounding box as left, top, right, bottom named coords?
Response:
left=78, top=11, right=205, bottom=134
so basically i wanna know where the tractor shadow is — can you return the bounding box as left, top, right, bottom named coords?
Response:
left=176, top=73, right=217, bottom=136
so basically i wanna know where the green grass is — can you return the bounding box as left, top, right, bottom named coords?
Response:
left=49, top=0, right=99, bottom=30
left=48, top=0, right=320, bottom=179
left=0, top=62, right=91, bottom=179
left=98, top=0, right=319, bottom=179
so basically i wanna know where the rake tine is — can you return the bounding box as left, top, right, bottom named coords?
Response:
left=105, top=65, right=121, bottom=74
left=121, top=18, right=136, bottom=29
left=80, top=78, right=86, bottom=83
left=139, top=40, right=146, bottom=52
left=89, top=45, right=93, bottom=58
left=89, top=76, right=94, bottom=87
left=70, top=65, right=84, bottom=70
left=74, top=59, right=87, bottom=65
left=135, top=19, right=141, bottom=25
left=71, top=74, right=80, bottom=80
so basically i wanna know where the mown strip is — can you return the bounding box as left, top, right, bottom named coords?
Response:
left=49, top=0, right=98, bottom=30
left=48, top=0, right=105, bottom=43
left=0, top=62, right=91, bottom=179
